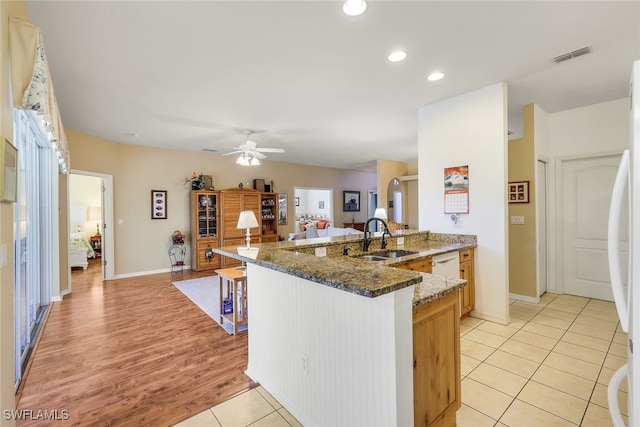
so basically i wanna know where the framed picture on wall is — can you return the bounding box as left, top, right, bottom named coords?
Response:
left=1, top=138, right=17, bottom=203
left=278, top=193, right=288, bottom=225
left=508, top=181, right=529, bottom=203
left=151, top=190, right=167, bottom=219
left=343, top=191, right=360, bottom=212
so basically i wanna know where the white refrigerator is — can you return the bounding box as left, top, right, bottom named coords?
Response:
left=607, top=59, right=640, bottom=426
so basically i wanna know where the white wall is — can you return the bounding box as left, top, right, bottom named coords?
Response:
left=542, top=98, right=629, bottom=295
left=418, top=83, right=509, bottom=324
left=548, top=98, right=629, bottom=158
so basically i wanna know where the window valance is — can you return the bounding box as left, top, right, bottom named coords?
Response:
left=9, top=17, right=69, bottom=172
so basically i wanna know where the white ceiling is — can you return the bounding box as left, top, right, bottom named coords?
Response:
left=25, top=1, right=640, bottom=170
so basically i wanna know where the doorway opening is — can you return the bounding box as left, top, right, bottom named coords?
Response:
left=293, top=187, right=334, bottom=233
left=69, top=170, right=115, bottom=282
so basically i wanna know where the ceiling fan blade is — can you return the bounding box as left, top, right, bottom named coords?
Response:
left=256, top=148, right=285, bottom=153
left=222, top=150, right=243, bottom=156
left=252, top=152, right=267, bottom=160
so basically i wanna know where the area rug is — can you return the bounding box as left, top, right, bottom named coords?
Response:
left=172, top=275, right=248, bottom=335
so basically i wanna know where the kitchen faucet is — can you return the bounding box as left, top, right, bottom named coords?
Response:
left=362, top=217, right=392, bottom=252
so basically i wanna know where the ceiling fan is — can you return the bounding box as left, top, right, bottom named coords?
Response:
left=222, top=133, right=285, bottom=165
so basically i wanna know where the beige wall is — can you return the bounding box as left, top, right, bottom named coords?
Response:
left=508, top=104, right=537, bottom=298
left=67, top=129, right=376, bottom=276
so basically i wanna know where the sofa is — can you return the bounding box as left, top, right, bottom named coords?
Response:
left=289, top=223, right=363, bottom=240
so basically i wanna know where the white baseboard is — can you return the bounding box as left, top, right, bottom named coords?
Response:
left=468, top=310, right=510, bottom=326
left=51, top=288, right=71, bottom=302
left=509, top=293, right=540, bottom=304
left=114, top=265, right=192, bottom=279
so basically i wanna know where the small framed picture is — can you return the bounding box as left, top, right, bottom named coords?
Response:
left=508, top=181, right=529, bottom=204
left=151, top=190, right=167, bottom=219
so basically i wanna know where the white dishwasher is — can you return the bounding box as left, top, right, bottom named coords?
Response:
left=432, top=251, right=460, bottom=279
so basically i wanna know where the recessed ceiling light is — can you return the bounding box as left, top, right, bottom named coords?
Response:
left=387, top=51, right=407, bottom=62
left=427, top=72, right=445, bottom=81
left=343, top=0, right=367, bottom=16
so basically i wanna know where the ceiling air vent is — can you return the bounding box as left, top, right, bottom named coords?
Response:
left=552, top=46, right=592, bottom=63
left=202, top=148, right=218, bottom=153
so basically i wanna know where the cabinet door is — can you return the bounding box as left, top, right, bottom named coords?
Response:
left=413, top=291, right=460, bottom=427
left=459, top=261, right=473, bottom=317
left=222, top=192, right=261, bottom=239
left=458, top=249, right=474, bottom=318
left=196, top=240, right=220, bottom=270
left=222, top=193, right=243, bottom=238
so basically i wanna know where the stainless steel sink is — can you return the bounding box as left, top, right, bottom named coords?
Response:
left=353, top=249, right=417, bottom=262
left=357, top=255, right=389, bottom=262
left=377, top=249, right=417, bottom=258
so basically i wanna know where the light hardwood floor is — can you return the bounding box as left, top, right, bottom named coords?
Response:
left=16, top=259, right=256, bottom=426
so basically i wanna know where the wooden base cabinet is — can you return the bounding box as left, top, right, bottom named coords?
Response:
left=458, top=249, right=475, bottom=318
left=413, top=291, right=461, bottom=427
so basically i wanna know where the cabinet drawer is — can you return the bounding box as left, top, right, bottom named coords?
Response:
left=459, top=249, right=473, bottom=262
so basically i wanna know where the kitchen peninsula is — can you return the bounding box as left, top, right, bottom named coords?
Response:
left=213, top=230, right=475, bottom=427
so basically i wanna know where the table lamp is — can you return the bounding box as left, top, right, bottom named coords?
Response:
left=237, top=210, right=259, bottom=249
left=89, top=206, right=102, bottom=236
left=373, top=208, right=388, bottom=220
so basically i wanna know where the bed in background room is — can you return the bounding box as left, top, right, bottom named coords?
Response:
left=69, top=205, right=95, bottom=269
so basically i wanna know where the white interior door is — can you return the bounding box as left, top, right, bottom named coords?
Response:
left=562, top=153, right=628, bottom=300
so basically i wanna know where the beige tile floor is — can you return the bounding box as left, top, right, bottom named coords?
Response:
left=177, top=293, right=628, bottom=426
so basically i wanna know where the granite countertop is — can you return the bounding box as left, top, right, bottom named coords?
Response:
left=212, top=230, right=475, bottom=305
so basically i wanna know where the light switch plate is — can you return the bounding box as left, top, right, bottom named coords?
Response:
left=315, top=247, right=327, bottom=257
left=397, top=237, right=405, bottom=246
left=511, top=215, right=525, bottom=225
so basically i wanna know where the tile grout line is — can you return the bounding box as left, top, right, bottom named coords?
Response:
left=499, top=295, right=622, bottom=427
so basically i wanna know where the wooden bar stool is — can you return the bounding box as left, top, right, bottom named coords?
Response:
left=215, top=267, right=248, bottom=335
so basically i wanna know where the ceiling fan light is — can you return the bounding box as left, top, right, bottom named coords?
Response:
left=343, top=0, right=366, bottom=16
left=236, top=155, right=250, bottom=166
left=250, top=157, right=260, bottom=166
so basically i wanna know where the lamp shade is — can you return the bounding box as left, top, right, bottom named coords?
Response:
left=373, top=208, right=388, bottom=220
left=88, top=206, right=101, bottom=221
left=237, top=210, right=259, bottom=229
